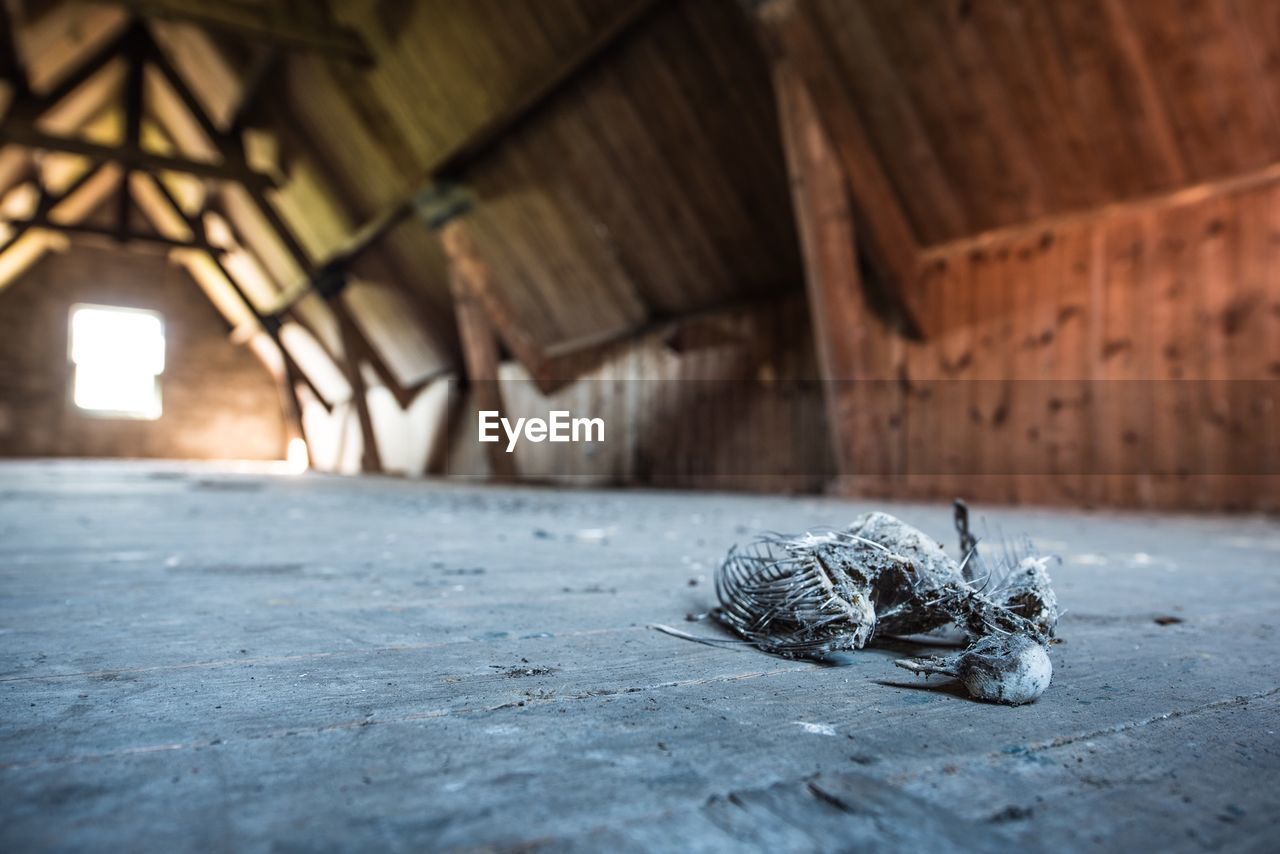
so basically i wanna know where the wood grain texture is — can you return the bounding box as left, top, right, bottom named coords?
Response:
left=1, top=463, right=1278, bottom=850
left=832, top=178, right=1280, bottom=510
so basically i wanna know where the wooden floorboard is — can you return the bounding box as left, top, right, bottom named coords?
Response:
left=1, top=461, right=1277, bottom=851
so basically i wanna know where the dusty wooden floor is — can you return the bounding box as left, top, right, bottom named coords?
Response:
left=0, top=461, right=1277, bottom=852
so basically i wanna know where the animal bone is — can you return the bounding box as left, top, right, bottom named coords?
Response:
left=707, top=502, right=1059, bottom=704
left=894, top=633, right=1052, bottom=706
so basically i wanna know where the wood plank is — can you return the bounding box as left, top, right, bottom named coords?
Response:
left=1051, top=223, right=1097, bottom=505
left=931, top=254, right=974, bottom=505
left=0, top=120, right=275, bottom=189
left=771, top=60, right=858, bottom=478
left=1006, top=234, right=1054, bottom=506
left=334, top=304, right=383, bottom=474
left=117, top=0, right=371, bottom=62
left=1097, top=0, right=1190, bottom=187
left=1262, top=183, right=1280, bottom=510
left=966, top=0, right=1096, bottom=215
left=1192, top=196, right=1237, bottom=510
left=1124, top=0, right=1267, bottom=176
left=1143, top=202, right=1195, bottom=508
left=429, top=0, right=666, bottom=180
left=921, top=159, right=1280, bottom=261
left=1229, top=0, right=1280, bottom=158
left=438, top=218, right=563, bottom=395
left=12, top=23, right=131, bottom=120
left=852, top=0, right=1001, bottom=239
left=1010, top=1, right=1112, bottom=213
left=812, top=0, right=966, bottom=243
left=752, top=0, right=925, bottom=333
left=285, top=0, right=667, bottom=293
left=447, top=264, right=517, bottom=481
left=1048, top=0, right=1170, bottom=201
left=1228, top=190, right=1277, bottom=508
left=926, top=0, right=1048, bottom=224
left=1096, top=214, right=1147, bottom=508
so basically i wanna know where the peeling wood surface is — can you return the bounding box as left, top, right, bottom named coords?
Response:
left=0, top=462, right=1277, bottom=851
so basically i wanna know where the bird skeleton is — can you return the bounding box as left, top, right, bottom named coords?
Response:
left=662, top=501, right=1060, bottom=705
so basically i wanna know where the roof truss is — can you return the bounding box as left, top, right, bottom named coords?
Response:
left=114, top=0, right=372, bottom=64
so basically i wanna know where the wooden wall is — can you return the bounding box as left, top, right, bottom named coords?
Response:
left=466, top=295, right=831, bottom=492
left=830, top=180, right=1280, bottom=511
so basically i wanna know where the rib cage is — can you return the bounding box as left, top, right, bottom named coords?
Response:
left=714, top=531, right=886, bottom=657
left=710, top=513, right=1060, bottom=659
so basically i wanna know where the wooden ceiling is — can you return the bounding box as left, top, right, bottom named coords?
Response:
left=284, top=0, right=800, bottom=355
left=813, top=0, right=1280, bottom=247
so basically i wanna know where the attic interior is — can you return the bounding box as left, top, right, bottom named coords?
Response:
left=0, top=1, right=1277, bottom=851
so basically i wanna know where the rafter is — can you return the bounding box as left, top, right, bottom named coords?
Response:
left=2, top=217, right=206, bottom=250
left=751, top=0, right=927, bottom=334
left=0, top=161, right=107, bottom=256
left=439, top=219, right=560, bottom=394
left=448, top=264, right=517, bottom=481
left=228, top=49, right=279, bottom=138
left=274, top=0, right=667, bottom=312
left=0, top=120, right=276, bottom=189
left=0, top=20, right=278, bottom=192
left=0, top=1, right=31, bottom=102
left=19, top=23, right=133, bottom=118
left=113, top=0, right=372, bottom=64
left=146, top=170, right=333, bottom=417
left=118, top=25, right=146, bottom=241
left=334, top=305, right=382, bottom=473
left=143, top=30, right=233, bottom=152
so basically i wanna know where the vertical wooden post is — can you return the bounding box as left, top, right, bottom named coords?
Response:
left=752, top=0, right=926, bottom=334
left=772, top=60, right=902, bottom=490
left=442, top=221, right=518, bottom=480
left=335, top=304, right=383, bottom=474
left=773, top=61, right=858, bottom=477
left=278, top=351, right=309, bottom=454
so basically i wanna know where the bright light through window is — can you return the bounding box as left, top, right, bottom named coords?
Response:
left=69, top=305, right=165, bottom=419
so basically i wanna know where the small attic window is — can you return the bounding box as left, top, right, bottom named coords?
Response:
left=69, top=305, right=165, bottom=420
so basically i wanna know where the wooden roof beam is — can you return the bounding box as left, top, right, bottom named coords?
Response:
left=439, top=219, right=566, bottom=395
left=146, top=171, right=334, bottom=415
left=0, top=121, right=277, bottom=189
left=0, top=1, right=31, bottom=102
left=16, top=22, right=133, bottom=119
left=0, top=160, right=106, bottom=256
left=448, top=263, right=517, bottom=481
left=228, top=49, right=279, bottom=137
left=921, top=158, right=1280, bottom=262
left=276, top=0, right=668, bottom=301
left=750, top=0, right=928, bottom=335
left=3, top=217, right=207, bottom=250
left=114, top=0, right=372, bottom=64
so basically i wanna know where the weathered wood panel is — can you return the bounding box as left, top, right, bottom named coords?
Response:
left=463, top=295, right=831, bottom=492
left=831, top=179, right=1280, bottom=511
left=812, top=0, right=1280, bottom=245
left=285, top=0, right=800, bottom=359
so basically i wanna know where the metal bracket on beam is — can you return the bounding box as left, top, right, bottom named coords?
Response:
left=313, top=264, right=350, bottom=300
left=413, top=183, right=472, bottom=230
